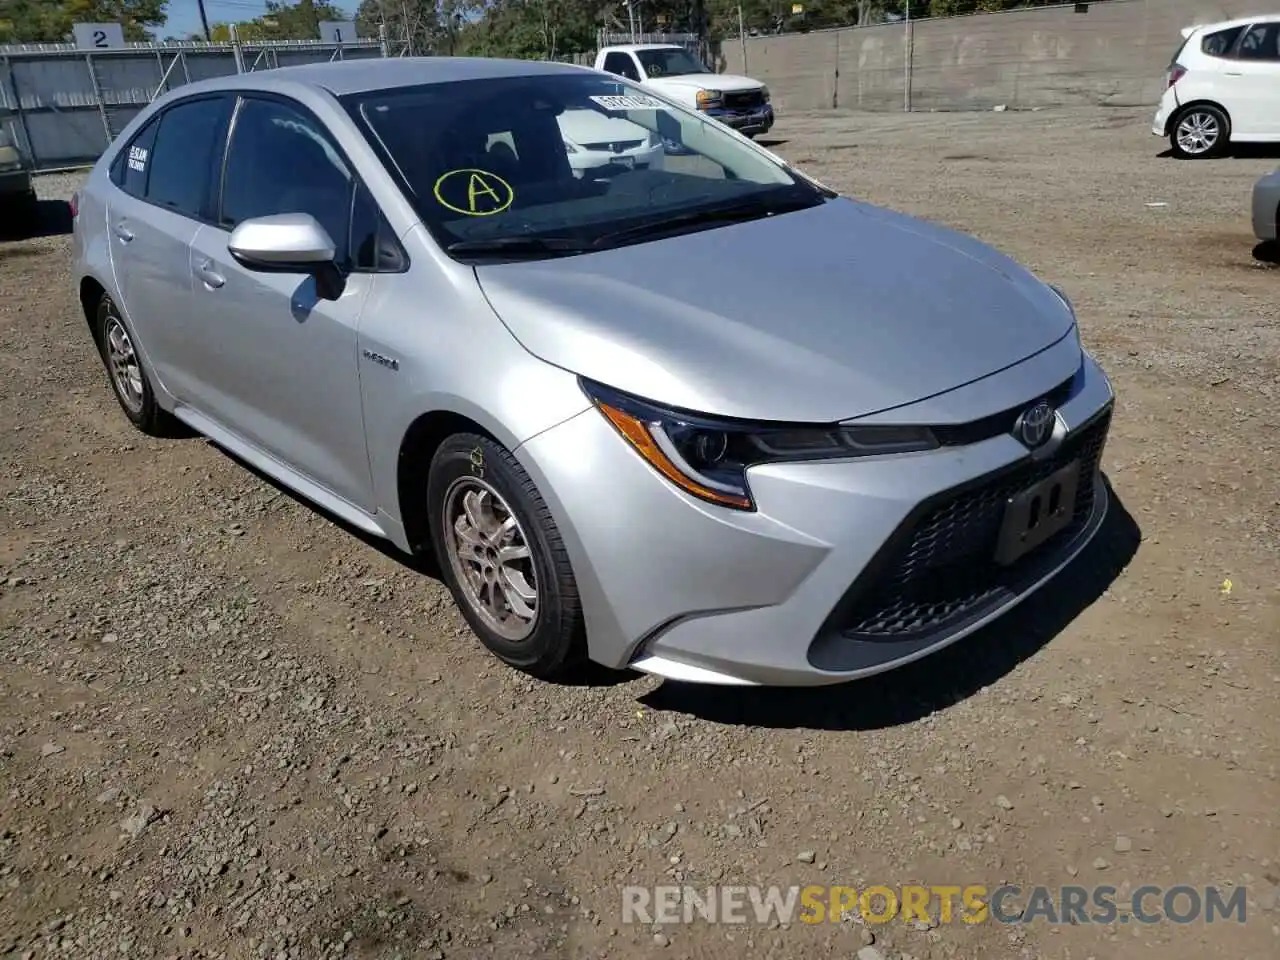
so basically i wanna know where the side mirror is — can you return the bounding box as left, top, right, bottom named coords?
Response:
left=227, top=212, right=346, bottom=301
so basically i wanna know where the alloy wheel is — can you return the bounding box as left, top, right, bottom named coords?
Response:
left=441, top=477, right=539, bottom=642
left=1175, top=110, right=1220, bottom=156
left=103, top=311, right=144, bottom=414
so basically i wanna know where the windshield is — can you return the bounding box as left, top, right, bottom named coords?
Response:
left=635, top=46, right=709, bottom=77
left=343, top=72, right=826, bottom=258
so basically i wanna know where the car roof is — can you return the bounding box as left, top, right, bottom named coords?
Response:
left=1185, top=14, right=1280, bottom=36
left=162, top=55, right=594, bottom=101
left=604, top=43, right=683, bottom=52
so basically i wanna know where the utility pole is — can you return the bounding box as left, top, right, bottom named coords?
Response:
left=197, top=0, right=211, bottom=40
left=903, top=0, right=913, bottom=113
left=737, top=4, right=747, bottom=74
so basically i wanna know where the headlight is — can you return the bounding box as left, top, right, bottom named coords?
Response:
left=1048, top=283, right=1082, bottom=346
left=761, top=86, right=771, bottom=103
left=562, top=139, right=578, bottom=154
left=582, top=379, right=939, bottom=511
left=695, top=89, right=723, bottom=110
left=1048, top=283, right=1075, bottom=317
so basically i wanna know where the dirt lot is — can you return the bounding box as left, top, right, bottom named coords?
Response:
left=1, top=105, right=1277, bottom=960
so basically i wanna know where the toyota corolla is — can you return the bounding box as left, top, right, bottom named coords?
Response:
left=71, top=57, right=1114, bottom=686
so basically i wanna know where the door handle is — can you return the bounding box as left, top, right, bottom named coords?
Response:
left=1224, top=71, right=1243, bottom=76
left=195, top=260, right=225, bottom=289
left=112, top=224, right=134, bottom=243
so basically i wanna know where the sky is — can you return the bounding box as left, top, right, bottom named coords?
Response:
left=163, top=0, right=356, bottom=40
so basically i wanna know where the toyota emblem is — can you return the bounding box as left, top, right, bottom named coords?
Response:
left=1015, top=400, right=1056, bottom=448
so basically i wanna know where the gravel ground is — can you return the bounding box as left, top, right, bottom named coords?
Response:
left=1, top=106, right=1277, bottom=960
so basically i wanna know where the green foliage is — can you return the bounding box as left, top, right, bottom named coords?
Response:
left=0, top=0, right=168, bottom=43
left=208, top=0, right=351, bottom=42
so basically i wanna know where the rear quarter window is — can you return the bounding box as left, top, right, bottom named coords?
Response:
left=111, top=116, right=160, bottom=198
left=1200, top=26, right=1245, bottom=57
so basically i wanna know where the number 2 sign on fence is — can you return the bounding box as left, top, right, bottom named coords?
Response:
left=72, top=22, right=125, bottom=50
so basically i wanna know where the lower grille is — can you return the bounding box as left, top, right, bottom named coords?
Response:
left=583, top=139, right=644, bottom=153
left=723, top=90, right=764, bottom=111
left=830, top=409, right=1111, bottom=643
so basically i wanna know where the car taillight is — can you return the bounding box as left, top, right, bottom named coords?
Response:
left=1167, top=64, right=1187, bottom=88
left=69, top=192, right=78, bottom=218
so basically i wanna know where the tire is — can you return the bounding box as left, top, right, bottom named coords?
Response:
left=94, top=293, right=177, bottom=436
left=427, top=433, right=586, bottom=680
left=1170, top=104, right=1229, bottom=159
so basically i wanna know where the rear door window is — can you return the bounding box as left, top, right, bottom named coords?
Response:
left=1236, top=22, right=1280, bottom=61
left=1201, top=26, right=1246, bottom=57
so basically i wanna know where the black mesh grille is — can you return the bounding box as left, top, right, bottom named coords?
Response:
left=833, top=409, right=1111, bottom=642
left=723, top=90, right=765, bottom=111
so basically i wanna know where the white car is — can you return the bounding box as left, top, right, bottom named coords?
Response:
left=557, top=108, right=664, bottom=178
left=1153, top=15, right=1280, bottom=159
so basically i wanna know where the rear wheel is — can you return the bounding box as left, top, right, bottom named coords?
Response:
left=1170, top=104, right=1229, bottom=159
left=94, top=294, right=178, bottom=436
left=427, top=433, right=586, bottom=680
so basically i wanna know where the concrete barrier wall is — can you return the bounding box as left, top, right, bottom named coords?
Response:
left=722, top=0, right=1280, bottom=113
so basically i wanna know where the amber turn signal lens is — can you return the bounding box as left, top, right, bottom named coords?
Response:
left=596, top=402, right=753, bottom=510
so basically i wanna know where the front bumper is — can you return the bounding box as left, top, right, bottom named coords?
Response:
left=517, top=348, right=1116, bottom=686
left=707, top=102, right=775, bottom=136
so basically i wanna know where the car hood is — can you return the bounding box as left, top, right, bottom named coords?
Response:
left=475, top=197, right=1077, bottom=423
left=649, top=73, right=763, bottom=93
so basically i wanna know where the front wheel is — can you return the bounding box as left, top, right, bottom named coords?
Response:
left=1170, top=104, right=1229, bottom=159
left=427, top=433, right=586, bottom=680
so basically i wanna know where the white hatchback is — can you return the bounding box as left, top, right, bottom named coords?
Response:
left=1152, top=15, right=1280, bottom=159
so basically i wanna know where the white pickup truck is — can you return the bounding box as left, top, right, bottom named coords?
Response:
left=593, top=43, right=775, bottom=139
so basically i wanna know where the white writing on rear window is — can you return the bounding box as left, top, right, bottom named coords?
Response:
left=588, top=94, right=666, bottom=112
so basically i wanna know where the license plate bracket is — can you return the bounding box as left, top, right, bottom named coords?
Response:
left=994, top=460, right=1081, bottom=566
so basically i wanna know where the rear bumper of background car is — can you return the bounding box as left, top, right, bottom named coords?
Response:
left=1152, top=86, right=1178, bottom=137
left=516, top=347, right=1115, bottom=687
left=568, top=142, right=665, bottom=178
left=0, top=168, right=33, bottom=197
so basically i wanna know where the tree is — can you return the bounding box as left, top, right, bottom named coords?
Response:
left=208, top=0, right=352, bottom=42
left=0, top=0, right=168, bottom=43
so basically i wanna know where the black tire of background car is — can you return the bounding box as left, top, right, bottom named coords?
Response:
left=95, top=294, right=180, bottom=437
left=1170, top=103, right=1231, bottom=160
left=427, top=433, right=587, bottom=680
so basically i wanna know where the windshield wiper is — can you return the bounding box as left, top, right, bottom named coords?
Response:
left=446, top=236, right=591, bottom=258
left=591, top=194, right=823, bottom=249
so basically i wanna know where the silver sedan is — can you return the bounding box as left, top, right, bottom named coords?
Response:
left=1252, top=167, right=1280, bottom=264
left=70, top=57, right=1115, bottom=687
